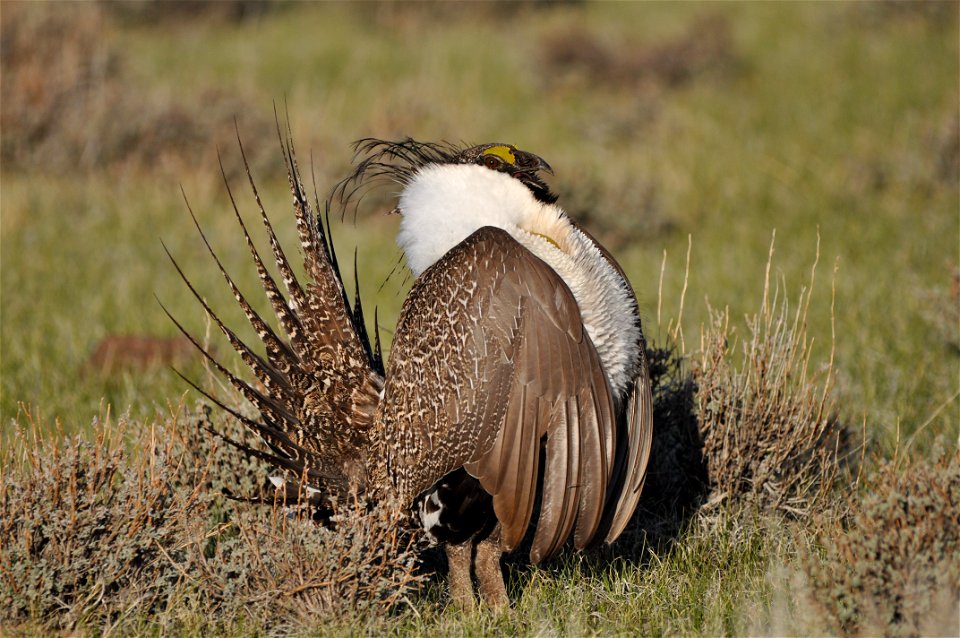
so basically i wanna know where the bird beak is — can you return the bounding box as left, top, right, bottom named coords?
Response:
left=534, top=155, right=554, bottom=175
left=515, top=150, right=553, bottom=176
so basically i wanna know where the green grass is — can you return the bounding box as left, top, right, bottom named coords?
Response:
left=335, top=513, right=786, bottom=637
left=1, top=2, right=958, bottom=635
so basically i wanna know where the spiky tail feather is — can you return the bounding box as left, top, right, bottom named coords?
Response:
left=164, top=119, right=385, bottom=506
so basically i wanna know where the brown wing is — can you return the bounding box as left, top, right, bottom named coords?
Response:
left=376, top=226, right=618, bottom=563
left=602, top=364, right=654, bottom=542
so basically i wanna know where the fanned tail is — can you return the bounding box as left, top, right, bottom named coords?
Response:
left=165, top=121, right=385, bottom=505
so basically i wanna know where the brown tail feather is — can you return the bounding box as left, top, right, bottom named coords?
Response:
left=158, top=293, right=297, bottom=430
left=218, top=151, right=311, bottom=361
left=166, top=124, right=385, bottom=505
left=179, top=192, right=304, bottom=397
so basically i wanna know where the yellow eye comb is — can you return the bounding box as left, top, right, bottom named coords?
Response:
left=480, top=145, right=516, bottom=166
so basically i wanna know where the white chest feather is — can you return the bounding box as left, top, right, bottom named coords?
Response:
left=397, top=164, right=642, bottom=400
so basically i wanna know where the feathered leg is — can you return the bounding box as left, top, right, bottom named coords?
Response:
left=444, top=542, right=476, bottom=610
left=474, top=524, right=508, bottom=610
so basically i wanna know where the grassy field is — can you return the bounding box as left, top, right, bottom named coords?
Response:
left=1, top=2, right=958, bottom=635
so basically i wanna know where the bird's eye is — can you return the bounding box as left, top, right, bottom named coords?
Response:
left=482, top=155, right=501, bottom=170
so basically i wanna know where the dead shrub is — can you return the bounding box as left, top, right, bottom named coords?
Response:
left=850, top=0, right=960, bottom=28
left=0, top=3, right=113, bottom=168
left=692, top=237, right=849, bottom=518
left=540, top=14, right=738, bottom=91
left=354, top=0, right=559, bottom=32
left=612, top=237, right=849, bottom=552
left=0, top=3, right=271, bottom=175
left=192, top=497, right=423, bottom=626
left=104, top=0, right=279, bottom=25
left=0, top=404, right=424, bottom=632
left=802, top=448, right=960, bottom=637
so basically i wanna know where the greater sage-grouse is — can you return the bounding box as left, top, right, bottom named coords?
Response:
left=167, top=135, right=654, bottom=610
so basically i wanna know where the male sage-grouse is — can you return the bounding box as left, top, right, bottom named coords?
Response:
left=166, top=134, right=654, bottom=609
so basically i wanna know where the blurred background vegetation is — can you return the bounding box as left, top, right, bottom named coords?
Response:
left=1, top=2, right=958, bottom=635
left=2, top=1, right=955, bottom=454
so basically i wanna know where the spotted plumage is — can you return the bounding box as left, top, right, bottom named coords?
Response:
left=167, top=131, right=653, bottom=610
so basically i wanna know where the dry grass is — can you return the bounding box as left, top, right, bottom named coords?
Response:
left=593, top=237, right=849, bottom=562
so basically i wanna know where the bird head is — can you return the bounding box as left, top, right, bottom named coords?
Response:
left=453, top=143, right=557, bottom=204
left=337, top=138, right=561, bottom=276
left=337, top=138, right=558, bottom=207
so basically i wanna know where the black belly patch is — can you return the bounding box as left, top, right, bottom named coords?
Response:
left=416, top=467, right=496, bottom=545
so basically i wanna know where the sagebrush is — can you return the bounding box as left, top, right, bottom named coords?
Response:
left=803, top=448, right=960, bottom=637
left=0, top=404, right=423, bottom=634
left=693, top=241, right=849, bottom=519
